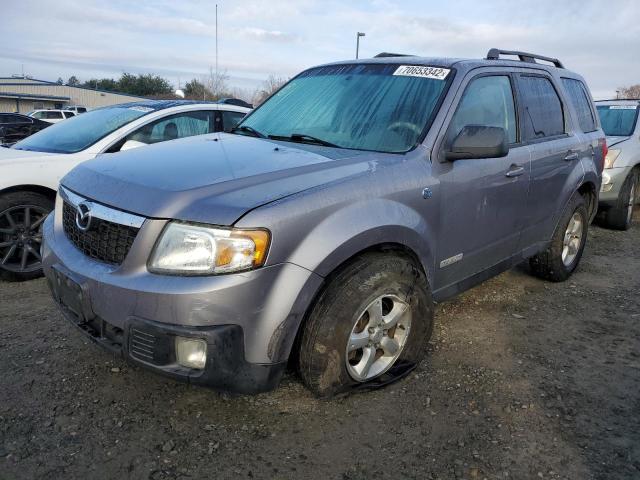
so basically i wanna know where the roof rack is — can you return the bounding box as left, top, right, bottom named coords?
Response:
left=595, top=98, right=640, bottom=102
left=374, top=52, right=415, bottom=58
left=486, top=48, right=564, bottom=69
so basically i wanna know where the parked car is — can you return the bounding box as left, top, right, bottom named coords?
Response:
left=0, top=100, right=250, bottom=280
left=65, top=105, right=88, bottom=115
left=0, top=113, right=50, bottom=146
left=41, top=49, right=603, bottom=396
left=28, top=109, right=76, bottom=123
left=595, top=99, right=639, bottom=229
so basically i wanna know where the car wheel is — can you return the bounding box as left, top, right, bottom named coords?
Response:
left=602, top=170, right=638, bottom=231
left=529, top=193, right=588, bottom=282
left=0, top=192, right=53, bottom=281
left=298, top=252, right=433, bottom=397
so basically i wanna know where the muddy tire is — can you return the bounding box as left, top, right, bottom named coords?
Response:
left=529, top=193, right=588, bottom=282
left=0, top=191, right=53, bottom=282
left=298, top=252, right=433, bottom=397
left=601, top=170, right=638, bottom=231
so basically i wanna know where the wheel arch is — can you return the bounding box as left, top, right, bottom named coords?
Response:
left=285, top=241, right=430, bottom=368
left=0, top=184, right=57, bottom=202
left=578, top=180, right=598, bottom=220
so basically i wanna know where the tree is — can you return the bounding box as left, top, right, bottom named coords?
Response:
left=253, top=74, right=288, bottom=105
left=67, top=76, right=79, bottom=86
left=184, top=79, right=213, bottom=100
left=618, top=84, right=640, bottom=99
left=116, top=73, right=172, bottom=96
left=83, top=78, right=118, bottom=91
left=56, top=77, right=64, bottom=85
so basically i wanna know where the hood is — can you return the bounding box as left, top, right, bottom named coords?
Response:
left=0, top=145, right=55, bottom=164
left=605, top=136, right=630, bottom=148
left=62, top=133, right=377, bottom=225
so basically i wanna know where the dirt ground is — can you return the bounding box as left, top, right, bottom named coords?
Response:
left=1, top=218, right=639, bottom=480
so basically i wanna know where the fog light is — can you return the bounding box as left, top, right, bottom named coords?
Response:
left=175, top=337, right=207, bottom=369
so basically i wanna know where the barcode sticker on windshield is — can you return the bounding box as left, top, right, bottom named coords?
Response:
left=609, top=105, right=638, bottom=110
left=393, top=65, right=450, bottom=80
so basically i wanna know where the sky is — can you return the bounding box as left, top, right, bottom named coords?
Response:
left=1, top=0, right=639, bottom=99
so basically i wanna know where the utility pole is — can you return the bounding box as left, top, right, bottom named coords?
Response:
left=215, top=3, right=218, bottom=99
left=355, top=32, right=365, bottom=59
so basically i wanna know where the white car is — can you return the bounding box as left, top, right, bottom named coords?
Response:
left=28, top=109, right=77, bottom=124
left=0, top=100, right=250, bottom=280
left=596, top=100, right=640, bottom=230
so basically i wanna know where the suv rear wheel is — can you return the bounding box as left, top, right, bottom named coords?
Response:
left=529, top=193, right=588, bottom=282
left=601, top=170, right=638, bottom=231
left=298, top=252, right=433, bottom=397
left=0, top=192, right=53, bottom=281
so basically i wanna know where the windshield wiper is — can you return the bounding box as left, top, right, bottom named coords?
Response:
left=230, top=125, right=266, bottom=138
left=268, top=133, right=338, bottom=148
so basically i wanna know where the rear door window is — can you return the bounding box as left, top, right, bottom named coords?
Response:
left=561, top=78, right=596, bottom=132
left=518, top=75, right=565, bottom=140
left=447, top=75, right=517, bottom=144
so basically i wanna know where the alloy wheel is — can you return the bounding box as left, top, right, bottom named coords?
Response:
left=0, top=205, right=48, bottom=273
left=627, top=181, right=636, bottom=225
left=561, top=212, right=583, bottom=267
left=345, top=294, right=412, bottom=382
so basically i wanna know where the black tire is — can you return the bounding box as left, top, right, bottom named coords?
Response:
left=298, top=252, right=433, bottom=397
left=601, top=170, right=638, bottom=231
left=0, top=191, right=53, bottom=282
left=529, top=193, right=588, bottom=282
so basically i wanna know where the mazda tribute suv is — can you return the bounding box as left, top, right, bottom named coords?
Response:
left=42, top=49, right=604, bottom=396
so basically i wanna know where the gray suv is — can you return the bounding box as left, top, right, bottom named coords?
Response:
left=42, top=49, right=604, bottom=396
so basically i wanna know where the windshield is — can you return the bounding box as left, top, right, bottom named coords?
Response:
left=13, top=106, right=153, bottom=153
left=239, top=63, right=451, bottom=153
left=596, top=105, right=639, bottom=137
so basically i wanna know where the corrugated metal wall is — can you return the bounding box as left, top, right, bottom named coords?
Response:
left=0, top=82, right=145, bottom=113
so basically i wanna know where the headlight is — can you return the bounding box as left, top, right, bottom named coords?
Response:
left=604, top=149, right=621, bottom=169
left=149, top=222, right=270, bottom=275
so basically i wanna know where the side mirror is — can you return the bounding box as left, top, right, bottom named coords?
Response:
left=445, top=125, right=509, bottom=161
left=120, top=139, right=148, bottom=151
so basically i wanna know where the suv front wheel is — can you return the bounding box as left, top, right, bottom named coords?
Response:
left=298, top=252, right=434, bottom=397
left=529, top=193, right=588, bottom=282
left=601, top=170, right=638, bottom=231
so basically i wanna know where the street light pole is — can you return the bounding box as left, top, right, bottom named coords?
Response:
left=356, top=32, right=366, bottom=59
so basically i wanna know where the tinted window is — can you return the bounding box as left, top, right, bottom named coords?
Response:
left=519, top=76, right=564, bottom=139
left=448, top=75, right=517, bottom=144
left=44, top=111, right=63, bottom=119
left=596, top=105, right=639, bottom=136
left=220, top=110, right=246, bottom=132
left=240, top=63, right=450, bottom=153
left=562, top=78, right=596, bottom=132
left=77, top=107, right=87, bottom=113
left=14, top=106, right=150, bottom=153
left=64, top=112, right=75, bottom=118
left=125, top=110, right=215, bottom=145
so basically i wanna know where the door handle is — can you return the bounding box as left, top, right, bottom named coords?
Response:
left=505, top=165, right=525, bottom=178
left=564, top=150, right=580, bottom=161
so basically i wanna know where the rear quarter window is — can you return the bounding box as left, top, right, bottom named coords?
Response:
left=561, top=78, right=596, bottom=132
left=518, top=75, right=565, bottom=140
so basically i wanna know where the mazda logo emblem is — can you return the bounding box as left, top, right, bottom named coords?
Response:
left=75, top=202, right=92, bottom=232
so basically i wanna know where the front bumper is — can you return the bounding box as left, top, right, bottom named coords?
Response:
left=42, top=202, right=323, bottom=394
left=599, top=166, right=634, bottom=206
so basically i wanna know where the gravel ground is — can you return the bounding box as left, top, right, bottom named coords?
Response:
left=1, top=218, right=639, bottom=480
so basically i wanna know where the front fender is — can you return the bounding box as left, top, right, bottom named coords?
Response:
left=285, top=198, right=435, bottom=284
